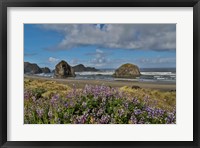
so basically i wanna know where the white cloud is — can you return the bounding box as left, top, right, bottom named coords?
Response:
left=39, top=24, right=176, bottom=51
left=70, top=59, right=79, bottom=65
left=138, top=57, right=176, bottom=64
left=136, top=57, right=176, bottom=68
left=48, top=57, right=59, bottom=63
left=86, top=49, right=127, bottom=68
left=89, top=49, right=109, bottom=67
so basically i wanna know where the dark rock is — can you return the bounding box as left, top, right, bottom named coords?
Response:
left=54, top=60, right=76, bottom=78
left=113, top=63, right=141, bottom=78
left=41, top=67, right=51, bottom=73
left=24, top=62, right=42, bottom=74
left=73, top=64, right=99, bottom=72
left=131, top=85, right=141, bottom=89
left=170, top=90, right=176, bottom=92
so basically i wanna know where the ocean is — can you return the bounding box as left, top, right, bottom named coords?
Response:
left=35, top=68, right=176, bottom=83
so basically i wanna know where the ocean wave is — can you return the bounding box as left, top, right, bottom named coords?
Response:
left=141, top=72, right=176, bottom=76
left=76, top=71, right=176, bottom=76
left=31, top=70, right=176, bottom=83
left=113, top=78, right=138, bottom=81
left=75, top=71, right=115, bottom=76
left=35, top=73, right=54, bottom=78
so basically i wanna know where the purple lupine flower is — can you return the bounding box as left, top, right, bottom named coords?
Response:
left=102, top=97, right=107, bottom=103
left=82, top=102, right=87, bottom=108
left=83, top=84, right=91, bottom=94
left=97, top=108, right=104, bottom=116
left=138, top=117, right=145, bottom=124
left=52, top=94, right=59, bottom=100
left=165, top=112, right=176, bottom=124
left=32, top=96, right=36, bottom=102
left=152, top=100, right=158, bottom=106
left=132, top=98, right=139, bottom=105
left=145, top=106, right=155, bottom=118
left=172, top=107, right=176, bottom=115
left=72, top=83, right=76, bottom=89
left=82, top=84, right=122, bottom=99
left=124, top=102, right=129, bottom=109
left=48, top=110, right=53, bottom=118
left=129, top=114, right=137, bottom=124
left=72, top=84, right=77, bottom=97
left=50, top=94, right=59, bottom=105
left=118, top=108, right=125, bottom=117
left=24, top=90, right=31, bottom=100
left=80, top=115, right=87, bottom=124
left=36, top=108, right=44, bottom=118
left=69, top=100, right=75, bottom=107
left=64, top=103, right=68, bottom=108
left=143, top=95, right=150, bottom=105
left=76, top=114, right=88, bottom=124
left=134, top=109, right=142, bottom=115
left=155, top=109, right=164, bottom=117
left=24, top=83, right=176, bottom=124
left=100, top=114, right=110, bottom=124
left=66, top=92, right=74, bottom=99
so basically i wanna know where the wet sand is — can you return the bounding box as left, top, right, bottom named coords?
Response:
left=24, top=75, right=176, bottom=91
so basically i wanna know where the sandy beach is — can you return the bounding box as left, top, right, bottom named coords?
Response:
left=24, top=75, right=176, bottom=91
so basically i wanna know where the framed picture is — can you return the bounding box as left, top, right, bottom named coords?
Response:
left=0, top=0, right=200, bottom=147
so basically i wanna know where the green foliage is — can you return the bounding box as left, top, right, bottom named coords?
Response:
left=24, top=79, right=176, bottom=124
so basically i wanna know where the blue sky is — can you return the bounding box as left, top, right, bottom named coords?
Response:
left=24, top=24, right=176, bottom=70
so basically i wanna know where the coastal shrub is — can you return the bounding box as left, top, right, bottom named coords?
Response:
left=24, top=82, right=176, bottom=124
left=24, top=78, right=71, bottom=98
left=120, top=86, right=176, bottom=111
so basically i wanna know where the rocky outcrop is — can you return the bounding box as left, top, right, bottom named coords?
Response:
left=41, top=67, right=51, bottom=73
left=73, top=64, right=99, bottom=72
left=132, top=85, right=141, bottom=89
left=24, top=62, right=42, bottom=74
left=54, top=60, right=76, bottom=78
left=113, top=63, right=141, bottom=78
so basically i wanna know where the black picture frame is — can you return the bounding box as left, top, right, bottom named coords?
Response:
left=0, top=0, right=200, bottom=148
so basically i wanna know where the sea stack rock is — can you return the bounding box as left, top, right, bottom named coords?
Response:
left=113, top=63, right=141, bottom=78
left=24, top=62, right=42, bottom=74
left=41, top=67, right=51, bottom=73
left=73, top=64, right=99, bottom=72
left=54, top=60, right=76, bottom=78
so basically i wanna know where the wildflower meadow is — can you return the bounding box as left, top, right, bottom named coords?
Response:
left=24, top=79, right=176, bottom=124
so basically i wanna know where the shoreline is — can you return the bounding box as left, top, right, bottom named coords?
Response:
left=24, top=75, right=176, bottom=91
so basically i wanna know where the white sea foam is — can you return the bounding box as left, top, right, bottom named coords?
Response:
left=35, top=73, right=54, bottom=77
left=75, top=71, right=115, bottom=76
left=113, top=78, right=139, bottom=81
left=31, top=69, right=176, bottom=82
left=76, top=71, right=176, bottom=76
left=140, top=72, right=176, bottom=76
